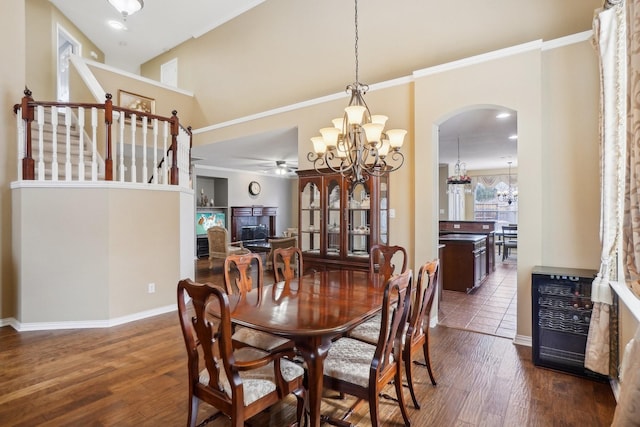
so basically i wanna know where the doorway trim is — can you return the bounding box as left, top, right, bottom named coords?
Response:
left=56, top=24, right=82, bottom=102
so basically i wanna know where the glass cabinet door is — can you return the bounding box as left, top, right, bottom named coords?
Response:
left=326, top=177, right=341, bottom=257
left=347, top=181, right=371, bottom=258
left=300, top=180, right=321, bottom=254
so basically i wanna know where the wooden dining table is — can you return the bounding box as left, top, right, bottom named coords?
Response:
left=217, top=269, right=387, bottom=427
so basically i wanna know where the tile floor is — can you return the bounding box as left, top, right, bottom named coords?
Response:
left=438, top=252, right=518, bottom=339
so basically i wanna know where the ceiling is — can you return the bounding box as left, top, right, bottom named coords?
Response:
left=50, top=0, right=266, bottom=72
left=50, top=0, right=518, bottom=175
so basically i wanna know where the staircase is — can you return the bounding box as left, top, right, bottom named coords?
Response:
left=15, top=90, right=192, bottom=188
left=30, top=107, right=103, bottom=181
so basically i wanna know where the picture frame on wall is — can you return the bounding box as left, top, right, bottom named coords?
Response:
left=118, top=89, right=155, bottom=114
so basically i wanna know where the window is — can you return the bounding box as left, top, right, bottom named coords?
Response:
left=473, top=176, right=517, bottom=231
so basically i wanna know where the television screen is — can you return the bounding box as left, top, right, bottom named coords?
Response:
left=195, top=211, right=226, bottom=236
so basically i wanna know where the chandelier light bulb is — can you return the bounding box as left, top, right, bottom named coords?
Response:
left=371, top=115, right=388, bottom=126
left=311, top=137, right=326, bottom=156
left=362, top=123, right=384, bottom=144
left=345, top=105, right=367, bottom=125
left=320, top=127, right=340, bottom=149
left=386, top=129, right=407, bottom=149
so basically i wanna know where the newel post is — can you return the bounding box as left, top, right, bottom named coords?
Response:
left=170, top=110, right=179, bottom=185
left=104, top=93, right=114, bottom=181
left=21, top=87, right=35, bottom=180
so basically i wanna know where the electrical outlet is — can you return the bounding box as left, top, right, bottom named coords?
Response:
left=147, top=283, right=156, bottom=293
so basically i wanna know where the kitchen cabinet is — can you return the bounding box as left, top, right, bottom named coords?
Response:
left=439, top=233, right=487, bottom=292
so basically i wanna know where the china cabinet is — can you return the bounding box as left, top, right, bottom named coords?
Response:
left=297, top=169, right=389, bottom=272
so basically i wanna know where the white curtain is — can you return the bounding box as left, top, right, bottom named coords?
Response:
left=585, top=2, right=626, bottom=376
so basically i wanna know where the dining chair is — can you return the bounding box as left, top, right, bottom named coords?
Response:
left=349, top=244, right=408, bottom=344
left=369, top=244, right=408, bottom=282
left=177, top=279, right=306, bottom=427
left=207, top=226, right=250, bottom=270
left=272, top=246, right=303, bottom=282
left=322, top=270, right=413, bottom=427
left=501, top=225, right=518, bottom=261
left=403, top=258, right=439, bottom=409
left=224, top=253, right=296, bottom=354
left=265, top=236, right=297, bottom=271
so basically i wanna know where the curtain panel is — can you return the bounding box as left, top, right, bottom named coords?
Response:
left=585, top=2, right=626, bottom=376
left=613, top=0, right=640, bottom=425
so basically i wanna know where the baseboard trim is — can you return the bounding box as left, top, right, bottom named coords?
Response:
left=513, top=334, right=532, bottom=347
left=8, top=305, right=177, bottom=332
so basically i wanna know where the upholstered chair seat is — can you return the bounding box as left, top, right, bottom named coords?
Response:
left=232, top=327, right=293, bottom=352
left=324, top=337, right=393, bottom=388
left=199, top=346, right=305, bottom=406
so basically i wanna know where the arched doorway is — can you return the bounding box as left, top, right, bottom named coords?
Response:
left=437, top=105, right=518, bottom=339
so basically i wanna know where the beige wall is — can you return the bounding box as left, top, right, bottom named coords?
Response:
left=25, top=0, right=104, bottom=100
left=13, top=186, right=183, bottom=324
left=414, top=46, right=544, bottom=338
left=141, top=0, right=601, bottom=126
left=1, top=0, right=25, bottom=321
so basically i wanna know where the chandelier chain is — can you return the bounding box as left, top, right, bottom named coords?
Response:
left=354, top=0, right=359, bottom=85
left=306, top=0, right=407, bottom=184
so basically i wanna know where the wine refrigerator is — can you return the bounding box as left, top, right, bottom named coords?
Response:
left=531, top=266, right=608, bottom=381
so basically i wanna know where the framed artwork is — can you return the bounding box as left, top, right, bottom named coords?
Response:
left=118, top=90, right=155, bottom=114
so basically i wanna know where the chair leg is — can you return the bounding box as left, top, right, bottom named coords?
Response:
left=393, top=370, right=412, bottom=427
left=294, top=387, right=307, bottom=427
left=404, top=351, right=421, bottom=409
left=423, top=336, right=437, bottom=386
left=369, top=388, right=381, bottom=427
left=187, top=395, right=199, bottom=427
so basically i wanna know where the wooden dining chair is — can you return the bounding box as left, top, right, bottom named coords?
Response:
left=369, top=244, right=408, bottom=282
left=177, top=279, right=306, bottom=427
left=501, top=225, right=518, bottom=261
left=224, top=253, right=296, bottom=354
left=349, top=244, right=408, bottom=344
left=403, top=258, right=439, bottom=409
left=348, top=259, right=439, bottom=409
left=266, top=236, right=298, bottom=271
left=272, top=246, right=303, bottom=282
left=322, top=270, right=413, bottom=427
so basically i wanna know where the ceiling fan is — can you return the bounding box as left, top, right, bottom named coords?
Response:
left=273, top=160, right=297, bottom=175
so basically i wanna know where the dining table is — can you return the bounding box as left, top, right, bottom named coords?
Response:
left=213, top=269, right=388, bottom=427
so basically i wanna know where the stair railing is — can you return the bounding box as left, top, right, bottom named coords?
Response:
left=13, top=88, right=192, bottom=187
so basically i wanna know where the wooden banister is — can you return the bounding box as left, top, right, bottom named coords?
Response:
left=13, top=88, right=191, bottom=187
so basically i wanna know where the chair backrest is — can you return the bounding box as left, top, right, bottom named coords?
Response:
left=502, top=225, right=518, bottom=240
left=266, top=236, right=297, bottom=269
left=273, top=246, right=303, bottom=282
left=407, top=259, right=439, bottom=347
left=224, top=252, right=264, bottom=296
left=374, top=269, right=413, bottom=378
left=177, top=279, right=230, bottom=407
left=208, top=226, right=230, bottom=258
left=369, top=244, right=408, bottom=282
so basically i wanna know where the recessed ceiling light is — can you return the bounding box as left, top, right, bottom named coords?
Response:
left=108, top=20, right=127, bottom=30
left=509, top=134, right=518, bottom=140
left=496, top=112, right=511, bottom=119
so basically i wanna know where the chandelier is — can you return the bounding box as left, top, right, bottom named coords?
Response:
left=497, top=161, right=518, bottom=205
left=446, top=138, right=472, bottom=194
left=307, top=0, right=407, bottom=184
left=108, top=0, right=144, bottom=19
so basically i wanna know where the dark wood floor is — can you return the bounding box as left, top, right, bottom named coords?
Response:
left=0, top=258, right=616, bottom=426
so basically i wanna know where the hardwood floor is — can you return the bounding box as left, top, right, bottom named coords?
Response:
left=0, top=256, right=616, bottom=426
